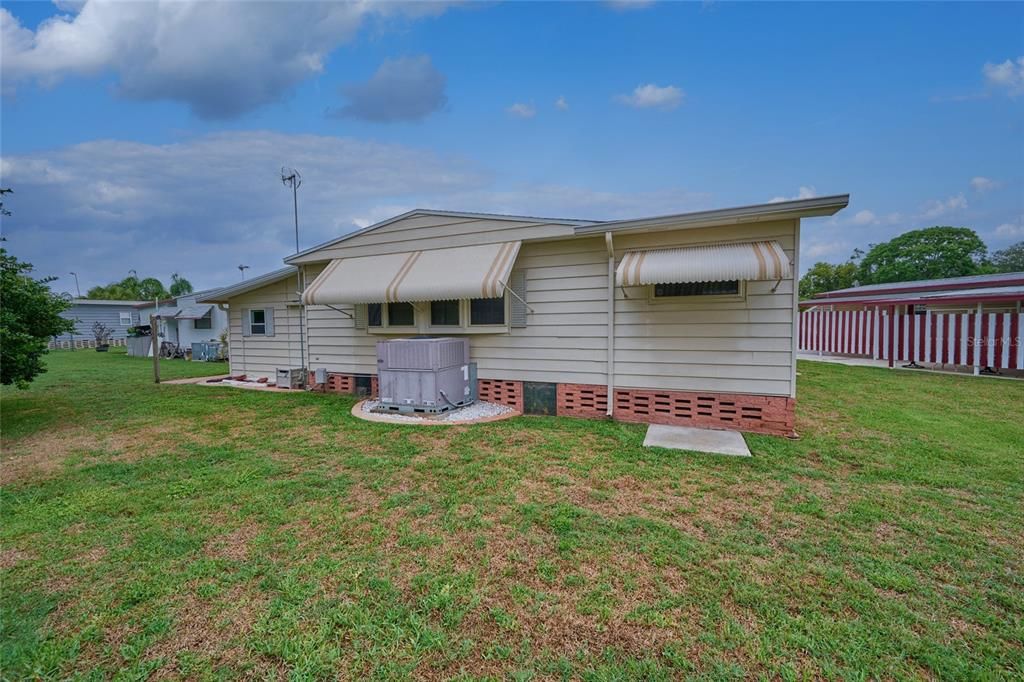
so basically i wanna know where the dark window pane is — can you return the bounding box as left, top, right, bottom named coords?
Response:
left=194, top=313, right=212, bottom=330
left=251, top=309, right=265, bottom=324
left=367, top=303, right=382, bottom=327
left=470, top=297, right=504, bottom=325
left=431, top=300, right=460, bottom=326
left=388, top=302, right=415, bottom=326
left=654, top=281, right=740, bottom=297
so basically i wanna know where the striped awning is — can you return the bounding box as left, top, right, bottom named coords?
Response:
left=616, top=240, right=791, bottom=287
left=302, top=241, right=521, bottom=305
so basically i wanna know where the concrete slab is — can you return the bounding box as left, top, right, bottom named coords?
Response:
left=643, top=424, right=751, bottom=457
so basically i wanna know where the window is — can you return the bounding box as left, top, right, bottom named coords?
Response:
left=250, top=309, right=266, bottom=335
left=388, top=302, right=415, bottom=327
left=367, top=303, right=383, bottom=327
left=119, top=312, right=132, bottom=326
left=365, top=302, right=414, bottom=328
left=430, top=300, right=460, bottom=326
left=470, top=297, right=505, bottom=325
left=193, top=312, right=212, bottom=330
left=654, top=281, right=741, bottom=298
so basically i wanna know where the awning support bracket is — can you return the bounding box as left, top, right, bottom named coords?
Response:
left=497, top=280, right=536, bottom=314
left=324, top=304, right=353, bottom=320
left=771, top=277, right=783, bottom=292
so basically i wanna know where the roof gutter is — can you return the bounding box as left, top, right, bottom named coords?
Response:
left=574, top=194, right=850, bottom=237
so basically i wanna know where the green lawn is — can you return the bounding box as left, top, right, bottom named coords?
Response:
left=1, top=349, right=1022, bottom=680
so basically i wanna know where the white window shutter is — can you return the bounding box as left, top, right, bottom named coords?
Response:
left=242, top=308, right=251, bottom=337
left=264, top=308, right=275, bottom=337
left=354, top=303, right=367, bottom=329
left=510, top=270, right=528, bottom=328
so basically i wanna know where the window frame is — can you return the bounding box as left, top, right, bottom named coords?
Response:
left=249, top=308, right=267, bottom=336
left=193, top=311, right=213, bottom=330
left=648, top=280, right=746, bottom=304
left=365, top=301, right=419, bottom=333
left=365, top=295, right=511, bottom=335
left=118, top=312, right=133, bottom=326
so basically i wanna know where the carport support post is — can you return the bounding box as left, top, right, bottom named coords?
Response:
left=150, top=314, right=160, bottom=384
left=973, top=302, right=982, bottom=376
left=887, top=305, right=895, bottom=369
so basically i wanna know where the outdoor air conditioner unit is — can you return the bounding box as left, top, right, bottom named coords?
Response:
left=276, top=367, right=306, bottom=390
left=376, top=337, right=476, bottom=414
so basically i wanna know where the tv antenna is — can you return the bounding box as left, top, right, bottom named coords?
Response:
left=238, top=264, right=250, bottom=280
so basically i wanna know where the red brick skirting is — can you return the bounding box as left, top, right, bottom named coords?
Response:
left=478, top=379, right=524, bottom=412
left=558, top=382, right=795, bottom=436
left=308, top=372, right=792, bottom=436
left=309, top=372, right=356, bottom=394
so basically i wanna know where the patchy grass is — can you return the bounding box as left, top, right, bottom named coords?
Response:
left=1, top=350, right=1022, bottom=680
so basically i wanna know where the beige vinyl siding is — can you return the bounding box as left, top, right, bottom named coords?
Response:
left=236, top=214, right=799, bottom=397
left=612, top=220, right=797, bottom=396
left=227, top=276, right=303, bottom=379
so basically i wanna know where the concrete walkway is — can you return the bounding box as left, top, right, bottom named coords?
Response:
left=643, top=424, right=751, bottom=457
left=797, top=352, right=888, bottom=368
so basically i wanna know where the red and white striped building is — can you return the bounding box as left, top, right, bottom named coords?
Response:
left=799, top=272, right=1024, bottom=374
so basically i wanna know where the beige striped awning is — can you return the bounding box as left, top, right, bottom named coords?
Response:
left=616, top=240, right=791, bottom=287
left=302, top=241, right=521, bottom=305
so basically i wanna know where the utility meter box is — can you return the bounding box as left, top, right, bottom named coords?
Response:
left=376, top=337, right=476, bottom=413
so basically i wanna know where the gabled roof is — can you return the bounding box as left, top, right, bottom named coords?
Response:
left=574, top=195, right=850, bottom=236
left=196, top=267, right=297, bottom=303
left=284, top=209, right=600, bottom=264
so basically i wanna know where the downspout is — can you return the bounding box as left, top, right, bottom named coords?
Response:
left=297, top=266, right=307, bottom=373
left=605, top=231, right=615, bottom=417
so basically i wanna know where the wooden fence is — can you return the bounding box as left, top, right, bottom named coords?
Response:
left=799, top=309, right=1024, bottom=370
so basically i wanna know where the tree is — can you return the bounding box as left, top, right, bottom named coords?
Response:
left=857, top=226, right=988, bottom=285
left=86, top=275, right=169, bottom=301
left=990, top=242, right=1024, bottom=273
left=0, top=249, right=75, bottom=388
left=799, top=260, right=859, bottom=300
left=169, top=273, right=194, bottom=296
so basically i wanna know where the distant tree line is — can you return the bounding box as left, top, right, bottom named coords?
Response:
left=799, top=226, right=1024, bottom=300
left=86, top=272, right=193, bottom=300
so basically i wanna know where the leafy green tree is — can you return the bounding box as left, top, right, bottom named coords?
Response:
left=0, top=249, right=75, bottom=388
left=857, top=226, right=988, bottom=285
left=990, top=242, right=1024, bottom=273
left=169, top=273, right=194, bottom=296
left=799, top=260, right=859, bottom=299
left=87, top=275, right=169, bottom=301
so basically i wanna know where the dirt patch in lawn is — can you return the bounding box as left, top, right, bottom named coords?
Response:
left=0, top=547, right=34, bottom=569
left=205, top=523, right=262, bottom=562
left=147, top=583, right=267, bottom=676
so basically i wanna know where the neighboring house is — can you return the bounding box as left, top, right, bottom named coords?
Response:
left=200, top=195, right=850, bottom=436
left=799, top=272, right=1024, bottom=373
left=135, top=289, right=229, bottom=350
left=54, top=299, right=148, bottom=345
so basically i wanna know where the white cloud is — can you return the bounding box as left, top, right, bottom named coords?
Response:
left=969, top=176, right=999, bottom=193
left=920, top=193, right=968, bottom=220
left=983, top=56, right=1024, bottom=97
left=0, top=1, right=449, bottom=118
left=850, top=210, right=877, bottom=226
left=994, top=217, right=1024, bottom=239
left=0, top=131, right=486, bottom=291
left=506, top=102, right=536, bottom=118
left=333, top=55, right=447, bottom=123
left=803, top=240, right=849, bottom=260
left=615, top=83, right=683, bottom=110
left=0, top=131, right=712, bottom=293
left=767, top=186, right=817, bottom=204
left=555, top=95, right=569, bottom=111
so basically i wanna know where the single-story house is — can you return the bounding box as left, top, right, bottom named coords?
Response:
left=54, top=299, right=149, bottom=347
left=798, top=272, right=1023, bottom=372
left=135, top=289, right=230, bottom=352
left=200, top=195, right=850, bottom=435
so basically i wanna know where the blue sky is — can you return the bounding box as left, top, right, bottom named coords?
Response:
left=1, top=1, right=1021, bottom=293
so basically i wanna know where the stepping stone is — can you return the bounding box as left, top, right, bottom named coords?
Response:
left=642, top=424, right=751, bottom=457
